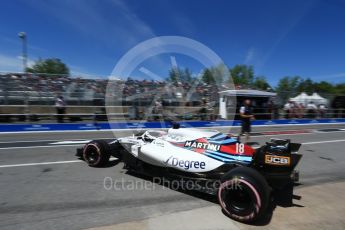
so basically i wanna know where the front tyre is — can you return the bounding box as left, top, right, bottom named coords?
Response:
left=217, top=167, right=270, bottom=223
left=83, top=140, right=110, bottom=167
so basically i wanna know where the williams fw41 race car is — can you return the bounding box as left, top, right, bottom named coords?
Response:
left=76, top=125, right=302, bottom=223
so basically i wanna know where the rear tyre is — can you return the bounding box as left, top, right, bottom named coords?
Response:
left=83, top=140, right=110, bottom=167
left=218, top=167, right=270, bottom=223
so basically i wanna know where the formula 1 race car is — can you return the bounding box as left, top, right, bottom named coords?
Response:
left=76, top=125, right=302, bottom=223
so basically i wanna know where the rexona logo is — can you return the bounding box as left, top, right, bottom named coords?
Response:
left=165, top=156, right=206, bottom=170
left=184, top=141, right=220, bottom=151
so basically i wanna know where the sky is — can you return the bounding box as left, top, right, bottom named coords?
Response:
left=0, top=0, right=345, bottom=86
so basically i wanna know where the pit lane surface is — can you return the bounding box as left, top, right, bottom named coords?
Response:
left=0, top=124, right=344, bottom=230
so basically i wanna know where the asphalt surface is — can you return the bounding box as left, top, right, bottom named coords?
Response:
left=0, top=123, right=344, bottom=230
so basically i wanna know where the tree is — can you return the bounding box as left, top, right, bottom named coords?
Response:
left=228, top=64, right=271, bottom=90
left=253, top=76, right=271, bottom=90
left=201, top=68, right=214, bottom=84
left=169, top=67, right=181, bottom=83
left=314, top=81, right=335, bottom=95
left=26, top=58, right=70, bottom=75
left=229, top=65, right=254, bottom=87
left=296, top=78, right=315, bottom=94
left=201, top=64, right=228, bottom=85
left=210, top=64, right=227, bottom=84
left=334, top=83, right=345, bottom=95
left=275, top=76, right=302, bottom=102
left=183, top=68, right=193, bottom=82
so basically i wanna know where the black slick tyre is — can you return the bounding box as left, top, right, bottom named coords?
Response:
left=217, top=167, right=270, bottom=223
left=83, top=140, right=110, bottom=167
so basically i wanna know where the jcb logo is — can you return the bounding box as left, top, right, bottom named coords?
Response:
left=265, top=155, right=290, bottom=166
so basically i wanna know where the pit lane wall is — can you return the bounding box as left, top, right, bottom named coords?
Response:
left=0, top=118, right=345, bottom=132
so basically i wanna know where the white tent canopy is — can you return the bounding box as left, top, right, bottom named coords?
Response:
left=290, top=92, right=308, bottom=105
left=289, top=92, right=328, bottom=106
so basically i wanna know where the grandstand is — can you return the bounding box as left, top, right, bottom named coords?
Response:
left=0, top=72, right=222, bottom=122
left=0, top=72, right=106, bottom=105
left=0, top=72, right=221, bottom=105
left=0, top=72, right=343, bottom=123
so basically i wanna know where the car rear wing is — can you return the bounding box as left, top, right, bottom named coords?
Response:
left=253, top=138, right=302, bottom=170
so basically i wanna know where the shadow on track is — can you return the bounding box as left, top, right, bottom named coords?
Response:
left=124, top=169, right=304, bottom=226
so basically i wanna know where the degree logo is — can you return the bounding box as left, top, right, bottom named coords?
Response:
left=164, top=156, right=206, bottom=170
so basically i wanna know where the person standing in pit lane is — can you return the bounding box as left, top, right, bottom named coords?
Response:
left=240, top=99, right=255, bottom=142
left=55, top=96, right=66, bottom=123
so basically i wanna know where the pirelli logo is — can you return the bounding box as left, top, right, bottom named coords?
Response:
left=265, top=155, right=290, bottom=166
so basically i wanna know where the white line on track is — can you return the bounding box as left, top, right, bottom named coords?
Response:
left=50, top=140, right=91, bottom=145
left=0, top=140, right=344, bottom=169
left=252, top=130, right=344, bottom=137
left=253, top=132, right=314, bottom=137
left=0, top=139, right=95, bottom=144
left=0, top=144, right=84, bottom=150
left=0, top=160, right=82, bottom=168
left=302, top=139, right=345, bottom=145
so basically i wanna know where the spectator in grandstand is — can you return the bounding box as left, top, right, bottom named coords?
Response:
left=240, top=99, right=255, bottom=143
left=55, top=96, right=66, bottom=123
left=319, top=104, right=327, bottom=118
left=297, top=103, right=305, bottom=119
left=283, top=100, right=294, bottom=119
left=269, top=101, right=280, bottom=119
left=306, top=101, right=317, bottom=118
left=290, top=101, right=297, bottom=118
left=267, top=100, right=274, bottom=119
left=152, top=100, right=163, bottom=121
left=199, top=98, right=209, bottom=120
left=267, top=100, right=279, bottom=120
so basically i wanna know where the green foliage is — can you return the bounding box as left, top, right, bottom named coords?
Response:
left=334, top=83, right=345, bottom=94
left=296, top=78, right=314, bottom=94
left=227, top=64, right=270, bottom=90
left=201, top=64, right=228, bottom=85
left=253, top=76, right=271, bottom=90
left=275, top=76, right=345, bottom=103
left=168, top=67, right=192, bottom=83
left=201, top=68, right=214, bottom=84
left=26, top=58, right=70, bottom=75
left=275, top=76, right=302, bottom=102
left=169, top=58, right=345, bottom=103
left=314, top=81, right=334, bottom=95
left=229, top=64, right=254, bottom=87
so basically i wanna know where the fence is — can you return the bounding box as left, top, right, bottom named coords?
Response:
left=0, top=104, right=344, bottom=124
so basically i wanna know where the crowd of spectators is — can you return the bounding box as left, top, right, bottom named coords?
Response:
left=283, top=100, right=328, bottom=119
left=0, top=73, right=107, bottom=104
left=1, top=73, right=342, bottom=119
left=0, top=73, right=224, bottom=106
left=120, top=78, right=222, bottom=105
